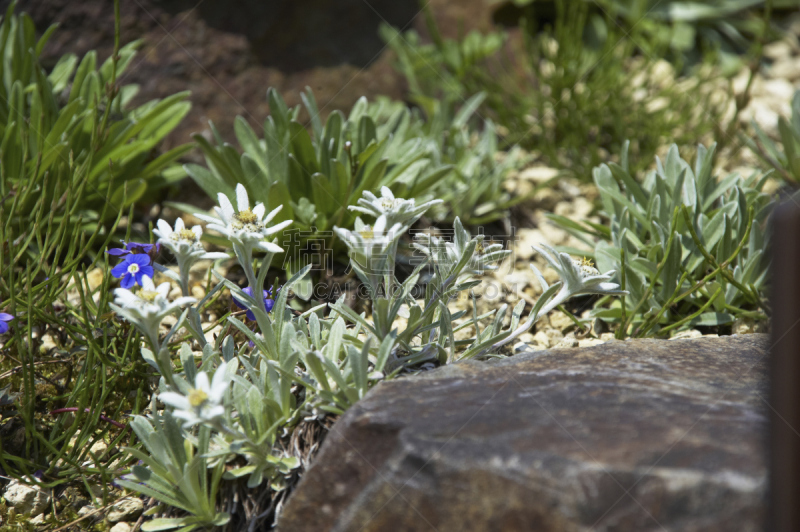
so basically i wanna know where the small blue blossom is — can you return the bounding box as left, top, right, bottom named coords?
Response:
left=111, top=254, right=154, bottom=289
left=233, top=287, right=276, bottom=320
left=106, top=241, right=161, bottom=262
left=0, top=313, right=13, bottom=334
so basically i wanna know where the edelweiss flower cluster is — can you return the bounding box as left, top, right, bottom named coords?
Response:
left=159, top=361, right=231, bottom=428
left=533, top=244, right=623, bottom=297
left=154, top=218, right=228, bottom=295
left=110, top=276, right=196, bottom=351
left=349, top=186, right=442, bottom=226
left=195, top=184, right=290, bottom=255
left=412, top=218, right=507, bottom=277
left=333, top=215, right=403, bottom=273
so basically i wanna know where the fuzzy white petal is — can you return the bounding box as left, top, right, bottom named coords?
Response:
left=141, top=276, right=157, bottom=291
left=194, top=212, right=219, bottom=225
left=218, top=193, right=235, bottom=221
left=373, top=215, right=387, bottom=234
left=156, top=282, right=171, bottom=298
left=387, top=223, right=403, bottom=238
left=258, top=241, right=284, bottom=253
left=263, top=204, right=284, bottom=225
left=172, top=296, right=198, bottom=307
left=209, top=362, right=229, bottom=400
left=195, top=372, right=211, bottom=392
left=262, top=219, right=292, bottom=237
left=113, top=290, right=139, bottom=307
left=252, top=203, right=266, bottom=220
left=159, top=392, right=191, bottom=411
left=156, top=219, right=173, bottom=237
left=235, top=184, right=250, bottom=212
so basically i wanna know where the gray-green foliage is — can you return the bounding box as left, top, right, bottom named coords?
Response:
left=117, top=412, right=231, bottom=532
left=417, top=93, right=527, bottom=224
left=184, top=87, right=523, bottom=255
left=185, top=88, right=451, bottom=240
left=748, top=89, right=800, bottom=182
left=0, top=3, right=191, bottom=232
left=550, top=142, right=773, bottom=336
left=111, top=185, right=628, bottom=529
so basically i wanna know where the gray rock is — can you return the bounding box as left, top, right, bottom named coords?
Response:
left=107, top=497, right=144, bottom=523
left=110, top=522, right=133, bottom=532
left=2, top=480, right=51, bottom=517
left=77, top=505, right=95, bottom=517
left=279, top=335, right=768, bottom=532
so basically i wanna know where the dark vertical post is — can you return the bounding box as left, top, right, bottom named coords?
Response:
left=770, top=199, right=800, bottom=531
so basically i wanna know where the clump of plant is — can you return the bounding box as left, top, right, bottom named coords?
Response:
left=106, top=184, right=626, bottom=529
left=183, top=88, right=451, bottom=252
left=382, top=0, right=723, bottom=178
left=549, top=141, right=773, bottom=337
left=747, top=89, right=800, bottom=183
left=183, top=86, right=526, bottom=267
left=592, top=0, right=784, bottom=74
left=415, top=93, right=528, bottom=225
left=0, top=0, right=190, bottom=508
left=0, top=1, right=191, bottom=234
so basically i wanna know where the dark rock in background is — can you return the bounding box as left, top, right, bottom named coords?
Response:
left=6, top=0, right=495, bottom=151
left=278, top=335, right=768, bottom=532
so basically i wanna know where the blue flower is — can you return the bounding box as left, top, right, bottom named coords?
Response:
left=111, top=254, right=154, bottom=289
left=233, top=287, right=276, bottom=320
left=0, top=313, right=13, bottom=334
left=106, top=241, right=161, bottom=262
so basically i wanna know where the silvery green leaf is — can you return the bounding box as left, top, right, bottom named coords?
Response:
left=309, top=312, right=321, bottom=350
left=509, top=299, right=525, bottom=331
left=490, top=304, right=508, bottom=337
left=689, top=312, right=734, bottom=327
left=140, top=348, right=161, bottom=373
left=179, top=344, right=196, bottom=384
left=374, top=332, right=396, bottom=373
left=153, top=263, right=182, bottom=282
left=349, top=341, right=369, bottom=398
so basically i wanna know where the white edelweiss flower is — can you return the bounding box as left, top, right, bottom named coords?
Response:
left=412, top=217, right=509, bottom=278
left=110, top=276, right=196, bottom=350
left=334, top=214, right=404, bottom=272
left=349, top=186, right=443, bottom=226
left=571, top=256, right=601, bottom=278
left=159, top=361, right=230, bottom=428
left=153, top=218, right=228, bottom=274
left=482, top=244, right=628, bottom=357
left=194, top=184, right=291, bottom=254
left=531, top=243, right=625, bottom=297
left=154, top=218, right=229, bottom=262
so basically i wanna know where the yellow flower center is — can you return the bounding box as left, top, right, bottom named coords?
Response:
left=359, top=226, right=374, bottom=239
left=139, top=290, right=159, bottom=302
left=475, top=241, right=485, bottom=255
left=188, top=388, right=208, bottom=408
left=172, top=229, right=199, bottom=242
left=579, top=257, right=594, bottom=268
left=235, top=209, right=258, bottom=224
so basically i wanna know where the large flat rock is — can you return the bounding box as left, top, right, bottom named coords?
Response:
left=278, top=335, right=769, bottom=532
